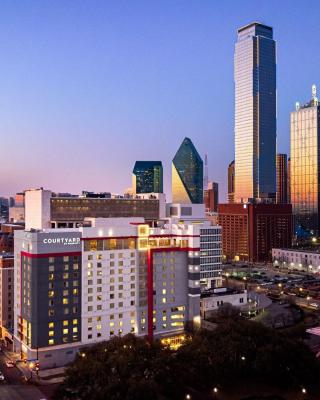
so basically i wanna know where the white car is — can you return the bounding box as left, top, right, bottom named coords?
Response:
left=5, top=361, right=14, bottom=368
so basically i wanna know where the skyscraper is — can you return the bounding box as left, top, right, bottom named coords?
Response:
left=172, top=137, right=203, bottom=204
left=287, top=157, right=291, bottom=204
left=132, top=161, right=163, bottom=194
left=291, top=86, right=320, bottom=236
left=276, top=154, right=288, bottom=204
left=234, top=22, right=276, bottom=203
left=228, top=160, right=235, bottom=203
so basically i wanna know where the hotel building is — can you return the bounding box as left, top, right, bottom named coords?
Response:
left=13, top=217, right=203, bottom=368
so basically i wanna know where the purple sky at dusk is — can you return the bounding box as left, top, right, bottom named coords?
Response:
left=1, top=1, right=320, bottom=201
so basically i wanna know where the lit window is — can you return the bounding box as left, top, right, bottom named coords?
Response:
left=63, top=298, right=69, bottom=305
left=48, top=322, right=54, bottom=328
left=63, top=320, right=69, bottom=326
left=73, top=327, right=78, bottom=333
left=63, top=328, right=68, bottom=335
left=48, top=339, right=54, bottom=345
left=48, top=330, right=54, bottom=337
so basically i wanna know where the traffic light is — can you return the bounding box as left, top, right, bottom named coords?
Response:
left=35, top=362, right=40, bottom=371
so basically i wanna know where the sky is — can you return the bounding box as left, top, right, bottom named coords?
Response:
left=1, top=0, right=320, bottom=201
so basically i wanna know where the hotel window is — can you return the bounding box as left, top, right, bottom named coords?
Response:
left=48, top=290, right=54, bottom=298
left=63, top=256, right=69, bottom=262
left=73, top=288, right=78, bottom=295
left=110, top=322, right=115, bottom=327
left=130, top=300, right=135, bottom=306
left=119, top=277, right=123, bottom=282
left=49, top=273, right=54, bottom=280
left=63, top=328, right=68, bottom=335
left=87, top=280, right=93, bottom=285
left=118, top=302, right=123, bottom=307
left=97, top=305, right=102, bottom=311
left=49, top=300, right=54, bottom=307
left=131, top=284, right=135, bottom=289
left=64, top=264, right=69, bottom=271
left=97, top=279, right=102, bottom=284
left=63, top=298, right=69, bottom=305
left=73, top=306, right=78, bottom=314
left=110, top=285, right=114, bottom=291
left=97, top=262, right=102, bottom=268
left=88, top=296, right=93, bottom=302
left=97, top=254, right=102, bottom=260
left=64, top=281, right=69, bottom=288
left=88, top=255, right=93, bottom=260
left=97, top=287, right=102, bottom=292
left=110, top=303, right=114, bottom=309
left=118, top=285, right=123, bottom=290
left=48, top=339, right=54, bottom=345
left=64, top=308, right=69, bottom=315
left=110, top=268, right=115, bottom=273
left=131, top=291, right=135, bottom=297
left=49, top=282, right=54, bottom=289
left=110, top=294, right=114, bottom=300
left=119, top=261, right=123, bottom=266
left=88, top=317, right=92, bottom=323
left=48, top=330, right=54, bottom=337
left=48, top=322, right=54, bottom=328
left=49, top=265, right=54, bottom=272
left=63, top=290, right=68, bottom=296
left=118, top=269, right=123, bottom=274
left=73, top=264, right=79, bottom=270
left=73, top=319, right=78, bottom=325
left=97, top=271, right=102, bottom=276
left=49, top=257, right=55, bottom=263
left=110, top=254, right=115, bottom=259
left=88, top=306, right=93, bottom=312
left=130, top=260, right=135, bottom=265
left=119, top=293, right=123, bottom=298
left=63, top=320, right=69, bottom=326
left=88, top=334, right=92, bottom=339
left=87, top=271, right=93, bottom=277
left=130, top=268, right=135, bottom=273
left=48, top=310, right=54, bottom=317
left=97, top=295, right=102, bottom=301
left=73, top=327, right=78, bottom=333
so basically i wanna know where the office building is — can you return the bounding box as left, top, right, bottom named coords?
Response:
left=24, top=188, right=166, bottom=230
left=276, top=154, right=288, bottom=204
left=218, top=203, right=292, bottom=262
left=291, top=86, right=320, bottom=236
left=228, top=160, right=235, bottom=203
left=204, top=182, right=219, bottom=212
left=172, top=138, right=203, bottom=204
left=234, top=22, right=276, bottom=202
left=166, top=203, right=222, bottom=290
left=132, top=161, right=163, bottom=194
left=200, top=288, right=247, bottom=319
left=13, top=217, right=201, bottom=368
left=0, top=198, right=9, bottom=222
left=0, top=254, right=14, bottom=343
left=287, top=157, right=291, bottom=204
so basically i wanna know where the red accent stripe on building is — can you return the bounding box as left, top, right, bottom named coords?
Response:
left=21, top=251, right=81, bottom=259
left=146, top=247, right=200, bottom=342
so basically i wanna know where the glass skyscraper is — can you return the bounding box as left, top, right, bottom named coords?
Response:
left=172, top=137, right=203, bottom=204
left=132, top=161, right=163, bottom=194
left=291, top=86, right=320, bottom=236
left=234, top=22, right=276, bottom=202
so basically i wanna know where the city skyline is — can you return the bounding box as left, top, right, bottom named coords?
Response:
left=1, top=2, right=320, bottom=200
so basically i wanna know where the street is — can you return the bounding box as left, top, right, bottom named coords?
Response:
left=0, top=351, right=49, bottom=400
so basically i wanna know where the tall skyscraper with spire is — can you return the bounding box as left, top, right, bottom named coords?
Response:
left=234, top=22, right=276, bottom=203
left=172, top=137, right=203, bottom=204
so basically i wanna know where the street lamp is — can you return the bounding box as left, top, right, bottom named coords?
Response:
left=213, top=387, right=218, bottom=399
left=241, top=356, right=246, bottom=361
left=301, top=387, right=307, bottom=394
left=185, top=394, right=191, bottom=400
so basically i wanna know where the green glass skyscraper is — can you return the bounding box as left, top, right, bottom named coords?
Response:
left=132, top=161, right=163, bottom=194
left=172, top=137, right=203, bottom=204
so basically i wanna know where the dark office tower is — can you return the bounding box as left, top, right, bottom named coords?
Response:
left=132, top=161, right=163, bottom=194
left=291, top=85, right=320, bottom=236
left=228, top=160, right=235, bottom=203
left=235, top=22, right=276, bottom=202
left=287, top=158, right=291, bottom=204
left=276, top=154, right=288, bottom=204
left=0, top=198, right=9, bottom=222
left=204, top=182, right=219, bottom=212
left=172, top=137, right=203, bottom=204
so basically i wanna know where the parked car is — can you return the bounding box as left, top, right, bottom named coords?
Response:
left=5, top=361, right=15, bottom=368
left=0, top=372, right=4, bottom=381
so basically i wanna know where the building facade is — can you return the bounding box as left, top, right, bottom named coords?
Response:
left=132, top=161, right=163, bottom=194
left=172, top=137, right=203, bottom=204
left=13, top=218, right=201, bottom=368
left=291, top=86, right=320, bottom=237
left=228, top=160, right=235, bottom=203
left=24, top=189, right=166, bottom=230
left=204, top=182, right=219, bottom=212
left=276, top=154, right=288, bottom=204
left=272, top=248, right=320, bottom=274
left=218, top=203, right=292, bottom=262
left=0, top=254, right=14, bottom=342
left=234, top=22, right=276, bottom=202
